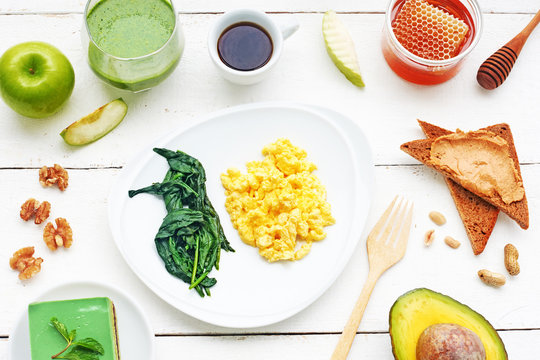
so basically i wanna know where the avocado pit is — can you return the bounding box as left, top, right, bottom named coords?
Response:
left=416, top=323, right=486, bottom=360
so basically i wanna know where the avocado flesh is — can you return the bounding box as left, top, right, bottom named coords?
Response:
left=389, top=288, right=507, bottom=360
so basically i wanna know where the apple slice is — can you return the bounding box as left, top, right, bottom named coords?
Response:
left=60, top=98, right=127, bottom=145
left=322, top=10, right=365, bottom=88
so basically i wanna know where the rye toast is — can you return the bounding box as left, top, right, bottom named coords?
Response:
left=417, top=120, right=500, bottom=255
left=401, top=122, right=529, bottom=230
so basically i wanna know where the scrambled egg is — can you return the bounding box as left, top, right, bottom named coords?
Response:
left=221, top=138, right=335, bottom=262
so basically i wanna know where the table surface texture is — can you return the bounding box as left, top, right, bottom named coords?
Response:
left=1, top=0, right=539, bottom=359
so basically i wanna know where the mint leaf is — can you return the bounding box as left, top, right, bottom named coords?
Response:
left=73, top=338, right=104, bottom=355
left=50, top=317, right=70, bottom=343
left=59, top=347, right=100, bottom=360
left=69, top=329, right=77, bottom=342
left=49, top=317, right=104, bottom=359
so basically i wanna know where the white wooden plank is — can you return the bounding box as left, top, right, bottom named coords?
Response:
left=0, top=13, right=538, bottom=168
left=2, top=330, right=540, bottom=359
left=156, top=330, right=540, bottom=359
left=1, top=164, right=539, bottom=334
left=0, top=0, right=537, bottom=15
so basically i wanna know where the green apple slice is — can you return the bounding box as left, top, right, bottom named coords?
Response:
left=60, top=98, right=127, bottom=145
left=322, top=10, right=365, bottom=88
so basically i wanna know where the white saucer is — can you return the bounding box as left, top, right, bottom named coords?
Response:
left=8, top=280, right=154, bottom=360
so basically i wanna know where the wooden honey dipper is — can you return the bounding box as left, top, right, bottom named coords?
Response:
left=477, top=9, right=540, bottom=90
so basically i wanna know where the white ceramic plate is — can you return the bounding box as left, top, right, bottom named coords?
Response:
left=108, top=102, right=374, bottom=328
left=8, top=281, right=154, bottom=360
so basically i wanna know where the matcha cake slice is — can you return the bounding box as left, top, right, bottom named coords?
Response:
left=28, top=297, right=120, bottom=359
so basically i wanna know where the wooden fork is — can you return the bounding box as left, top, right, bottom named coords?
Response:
left=331, top=196, right=413, bottom=360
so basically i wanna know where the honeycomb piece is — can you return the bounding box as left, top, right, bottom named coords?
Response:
left=392, top=0, right=469, bottom=60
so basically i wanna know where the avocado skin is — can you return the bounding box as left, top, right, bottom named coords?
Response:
left=389, top=288, right=508, bottom=360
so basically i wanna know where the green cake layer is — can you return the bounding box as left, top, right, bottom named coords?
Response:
left=28, top=297, right=120, bottom=359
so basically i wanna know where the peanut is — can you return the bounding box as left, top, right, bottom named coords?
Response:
left=478, top=269, right=506, bottom=287
left=424, top=229, right=435, bottom=246
left=429, top=211, right=446, bottom=226
left=444, top=236, right=461, bottom=249
left=504, top=244, right=520, bottom=276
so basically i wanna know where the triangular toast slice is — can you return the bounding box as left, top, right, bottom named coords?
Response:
left=401, top=123, right=529, bottom=230
left=417, top=120, right=499, bottom=255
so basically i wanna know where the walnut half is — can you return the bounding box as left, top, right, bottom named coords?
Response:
left=43, top=218, right=73, bottom=250
left=34, top=201, right=51, bottom=224
left=39, top=164, right=69, bottom=191
left=20, top=198, right=51, bottom=224
left=9, top=246, right=43, bottom=280
left=20, top=198, right=39, bottom=221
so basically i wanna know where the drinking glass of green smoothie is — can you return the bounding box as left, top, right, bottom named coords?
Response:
left=83, top=0, right=184, bottom=92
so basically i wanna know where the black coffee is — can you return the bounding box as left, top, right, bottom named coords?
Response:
left=217, top=22, right=273, bottom=71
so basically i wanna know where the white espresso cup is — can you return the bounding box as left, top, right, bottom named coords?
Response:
left=208, top=9, right=299, bottom=85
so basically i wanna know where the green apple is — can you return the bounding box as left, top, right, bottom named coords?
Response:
left=322, top=11, right=365, bottom=88
left=61, top=98, right=128, bottom=145
left=0, top=41, right=75, bottom=118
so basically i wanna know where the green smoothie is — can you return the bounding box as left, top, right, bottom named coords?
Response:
left=85, top=0, right=183, bottom=91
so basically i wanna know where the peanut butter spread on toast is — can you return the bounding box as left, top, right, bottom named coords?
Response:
left=430, top=130, right=524, bottom=205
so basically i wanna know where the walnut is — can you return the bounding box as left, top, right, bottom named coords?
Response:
left=20, top=257, right=43, bottom=280
left=39, top=164, right=69, bottom=191
left=34, top=201, right=51, bottom=224
left=20, top=199, right=51, bottom=224
left=20, top=198, right=39, bottom=221
left=9, top=246, right=43, bottom=280
left=44, top=218, right=73, bottom=250
left=9, top=247, right=34, bottom=269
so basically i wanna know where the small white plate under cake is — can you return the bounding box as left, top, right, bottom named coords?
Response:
left=8, top=280, right=154, bottom=360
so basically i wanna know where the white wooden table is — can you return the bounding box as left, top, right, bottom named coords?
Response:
left=1, top=1, right=539, bottom=359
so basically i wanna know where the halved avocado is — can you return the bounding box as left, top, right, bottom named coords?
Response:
left=389, top=288, right=507, bottom=360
